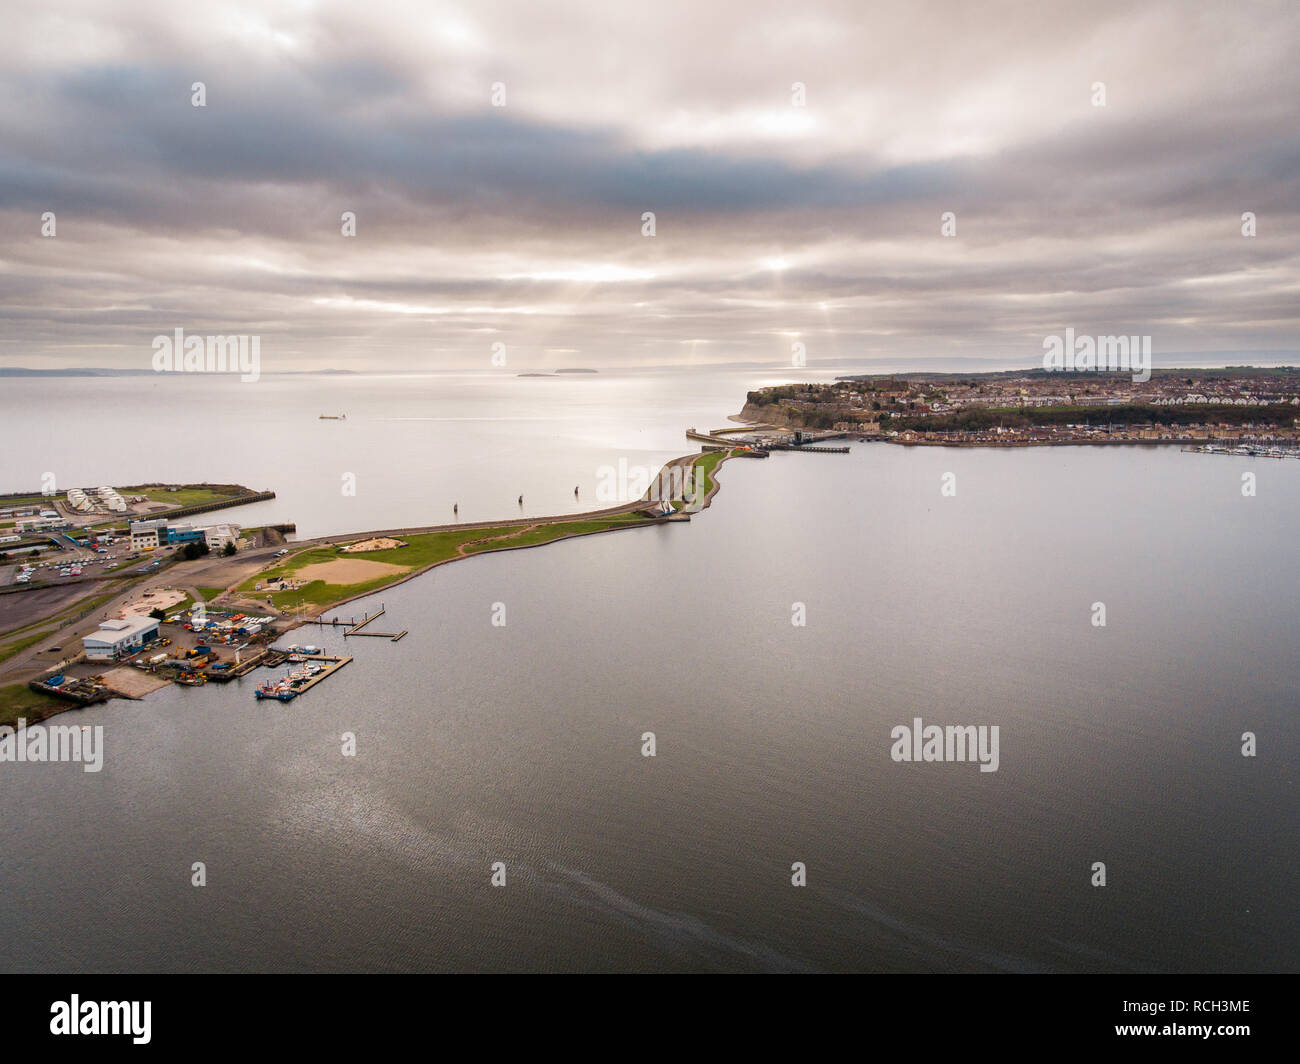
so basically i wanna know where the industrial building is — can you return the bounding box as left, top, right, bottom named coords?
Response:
left=96, top=487, right=127, bottom=512
left=129, top=519, right=240, bottom=551
left=82, top=616, right=161, bottom=660
left=16, top=515, right=68, bottom=532
left=129, top=519, right=167, bottom=550
left=164, top=523, right=206, bottom=546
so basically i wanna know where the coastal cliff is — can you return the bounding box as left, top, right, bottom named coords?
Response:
left=738, top=401, right=805, bottom=428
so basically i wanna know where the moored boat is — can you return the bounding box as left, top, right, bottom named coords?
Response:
left=254, top=680, right=297, bottom=701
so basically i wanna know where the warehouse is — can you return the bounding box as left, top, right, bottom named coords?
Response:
left=82, top=617, right=161, bottom=661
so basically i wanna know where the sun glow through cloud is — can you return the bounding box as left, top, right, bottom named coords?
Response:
left=0, top=0, right=1295, bottom=371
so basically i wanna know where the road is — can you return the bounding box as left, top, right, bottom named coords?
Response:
left=0, top=450, right=713, bottom=683
left=0, top=544, right=286, bottom=683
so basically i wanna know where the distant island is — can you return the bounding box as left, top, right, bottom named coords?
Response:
left=517, top=368, right=599, bottom=377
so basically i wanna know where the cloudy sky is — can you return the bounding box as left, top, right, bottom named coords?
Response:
left=1, top=0, right=1297, bottom=372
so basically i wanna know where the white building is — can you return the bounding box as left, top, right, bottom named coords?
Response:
left=82, top=616, right=161, bottom=660
left=129, top=519, right=167, bottom=551
left=95, top=486, right=127, bottom=512
left=16, top=516, right=65, bottom=532
left=203, top=524, right=240, bottom=550
left=128, top=519, right=240, bottom=552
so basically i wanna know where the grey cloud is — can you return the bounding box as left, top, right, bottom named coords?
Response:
left=0, top=0, right=1296, bottom=370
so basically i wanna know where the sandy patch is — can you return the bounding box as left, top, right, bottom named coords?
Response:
left=122, top=588, right=187, bottom=616
left=295, top=558, right=408, bottom=584
left=340, top=537, right=407, bottom=553
left=99, top=667, right=172, bottom=698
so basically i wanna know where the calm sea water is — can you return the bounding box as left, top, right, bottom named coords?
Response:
left=0, top=370, right=804, bottom=537
left=0, top=376, right=1296, bottom=972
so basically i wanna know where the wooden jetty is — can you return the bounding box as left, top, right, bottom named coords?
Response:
left=204, top=647, right=287, bottom=683
left=255, top=653, right=352, bottom=702
left=767, top=442, right=851, bottom=453
left=309, top=605, right=407, bottom=641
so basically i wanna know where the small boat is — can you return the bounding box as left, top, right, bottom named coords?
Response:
left=319, top=414, right=347, bottom=420
left=254, top=678, right=297, bottom=701
left=254, top=683, right=296, bottom=702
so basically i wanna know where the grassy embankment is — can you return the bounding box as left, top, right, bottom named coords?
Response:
left=0, top=628, right=59, bottom=666
left=122, top=484, right=246, bottom=508
left=0, top=682, right=69, bottom=728
left=236, top=512, right=654, bottom=612
left=460, top=513, right=647, bottom=553
left=695, top=449, right=731, bottom=495
left=670, top=449, right=735, bottom=510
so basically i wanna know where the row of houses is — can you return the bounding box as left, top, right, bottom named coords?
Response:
left=1149, top=395, right=1296, bottom=406
left=128, top=519, right=240, bottom=552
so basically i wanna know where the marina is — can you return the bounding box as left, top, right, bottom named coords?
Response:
left=686, top=427, right=848, bottom=453
left=255, top=652, right=352, bottom=702
left=202, top=647, right=288, bottom=682
left=1181, top=443, right=1300, bottom=459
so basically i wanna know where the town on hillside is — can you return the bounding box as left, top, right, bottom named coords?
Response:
left=741, top=368, right=1300, bottom=447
